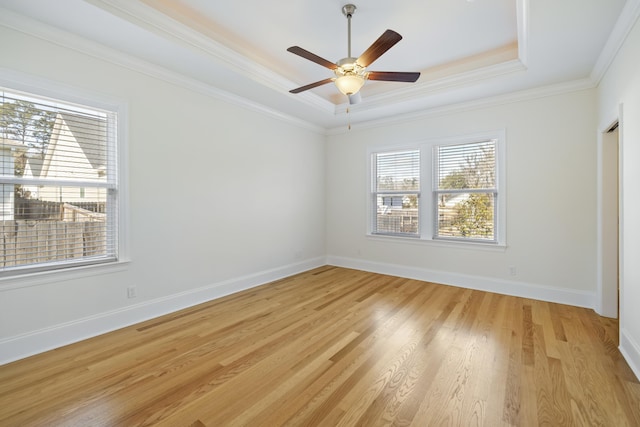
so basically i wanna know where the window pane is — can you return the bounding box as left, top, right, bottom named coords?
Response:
left=372, top=149, right=420, bottom=237
left=437, top=141, right=495, bottom=190
left=1, top=184, right=112, bottom=271
left=374, top=193, right=419, bottom=235
left=375, top=150, right=420, bottom=191
left=1, top=92, right=111, bottom=182
left=436, top=192, right=495, bottom=240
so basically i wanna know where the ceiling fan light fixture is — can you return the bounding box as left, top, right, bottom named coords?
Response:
left=334, top=58, right=366, bottom=95
left=335, top=74, right=366, bottom=95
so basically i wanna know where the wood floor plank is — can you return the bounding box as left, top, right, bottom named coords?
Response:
left=0, top=267, right=638, bottom=426
left=502, top=297, right=524, bottom=426
left=336, top=284, right=444, bottom=426
left=471, top=293, right=511, bottom=427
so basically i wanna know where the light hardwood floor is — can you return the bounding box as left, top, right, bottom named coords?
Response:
left=1, top=266, right=639, bottom=426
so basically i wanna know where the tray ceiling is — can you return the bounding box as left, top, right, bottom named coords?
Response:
left=0, top=0, right=632, bottom=130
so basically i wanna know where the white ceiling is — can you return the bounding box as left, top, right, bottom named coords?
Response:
left=0, top=0, right=632, bottom=130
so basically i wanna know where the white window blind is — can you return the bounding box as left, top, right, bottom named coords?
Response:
left=0, top=89, right=118, bottom=275
left=371, top=149, right=420, bottom=236
left=434, top=140, right=497, bottom=242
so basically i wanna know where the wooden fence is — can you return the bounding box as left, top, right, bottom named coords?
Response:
left=14, top=197, right=106, bottom=220
left=0, top=220, right=106, bottom=268
left=14, top=197, right=62, bottom=220
left=376, top=212, right=419, bottom=234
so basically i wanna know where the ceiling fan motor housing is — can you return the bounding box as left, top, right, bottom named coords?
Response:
left=337, top=57, right=365, bottom=73
left=335, top=57, right=367, bottom=80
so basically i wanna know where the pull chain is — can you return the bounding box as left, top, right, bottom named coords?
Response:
left=347, top=107, right=351, bottom=130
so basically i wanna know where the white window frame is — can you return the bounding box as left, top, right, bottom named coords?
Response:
left=370, top=148, right=421, bottom=238
left=368, top=130, right=506, bottom=248
left=0, top=70, right=129, bottom=288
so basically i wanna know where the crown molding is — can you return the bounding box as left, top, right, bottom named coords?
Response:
left=85, top=0, right=336, bottom=115
left=0, top=7, right=324, bottom=134
left=590, top=0, right=640, bottom=84
left=327, top=78, right=595, bottom=135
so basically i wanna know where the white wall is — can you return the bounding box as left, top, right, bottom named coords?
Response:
left=326, top=88, right=598, bottom=306
left=0, top=26, right=326, bottom=363
left=597, top=15, right=640, bottom=380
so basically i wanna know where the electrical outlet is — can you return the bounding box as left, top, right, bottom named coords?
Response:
left=509, top=266, right=517, bottom=276
left=127, top=286, right=137, bottom=299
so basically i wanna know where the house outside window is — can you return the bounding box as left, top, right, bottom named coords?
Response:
left=369, top=131, right=505, bottom=246
left=0, top=87, right=120, bottom=276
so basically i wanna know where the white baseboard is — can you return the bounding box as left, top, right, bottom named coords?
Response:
left=620, top=328, right=640, bottom=381
left=0, top=257, right=326, bottom=365
left=326, top=256, right=595, bottom=308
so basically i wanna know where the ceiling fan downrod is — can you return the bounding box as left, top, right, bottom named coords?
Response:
left=342, top=4, right=356, bottom=58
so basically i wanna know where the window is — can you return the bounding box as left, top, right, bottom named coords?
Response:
left=371, top=149, right=420, bottom=237
left=434, top=140, right=497, bottom=242
left=1, top=88, right=119, bottom=276
left=369, top=132, right=505, bottom=245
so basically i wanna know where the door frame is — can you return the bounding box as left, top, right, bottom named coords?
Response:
left=596, top=103, right=623, bottom=318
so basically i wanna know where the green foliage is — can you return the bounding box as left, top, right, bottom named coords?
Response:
left=439, top=170, right=468, bottom=207
left=377, top=176, right=419, bottom=191
left=2, top=99, right=57, bottom=199
left=1, top=99, right=57, bottom=157
left=440, top=170, right=468, bottom=190
left=439, top=144, right=495, bottom=190
left=451, top=193, right=494, bottom=238
left=403, top=195, right=418, bottom=208
left=377, top=176, right=395, bottom=190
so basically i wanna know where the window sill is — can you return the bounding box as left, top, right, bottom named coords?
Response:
left=0, top=259, right=131, bottom=291
left=367, top=234, right=507, bottom=252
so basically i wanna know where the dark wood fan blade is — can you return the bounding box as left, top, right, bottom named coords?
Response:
left=357, top=30, right=403, bottom=67
left=368, top=71, right=420, bottom=82
left=287, top=46, right=337, bottom=70
left=289, top=78, right=334, bottom=94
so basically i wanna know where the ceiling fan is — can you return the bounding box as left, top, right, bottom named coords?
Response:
left=287, top=4, right=420, bottom=104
